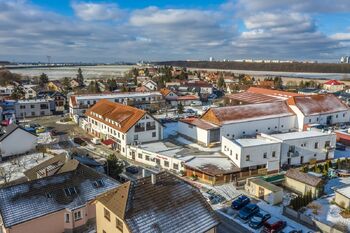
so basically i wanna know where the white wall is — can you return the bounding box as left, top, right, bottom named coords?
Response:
left=178, top=121, right=209, bottom=146
left=0, top=129, right=37, bottom=158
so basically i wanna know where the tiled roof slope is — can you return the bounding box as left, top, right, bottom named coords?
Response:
left=0, top=164, right=120, bottom=228
left=285, top=169, right=323, bottom=187
left=201, top=101, right=295, bottom=125
left=159, top=88, right=171, bottom=96
left=101, top=172, right=219, bottom=233
left=226, top=92, right=283, bottom=104
left=85, top=99, right=146, bottom=133
left=247, top=87, right=302, bottom=98
left=287, top=94, right=348, bottom=116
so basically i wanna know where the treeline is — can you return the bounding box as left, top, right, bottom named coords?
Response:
left=156, top=61, right=350, bottom=74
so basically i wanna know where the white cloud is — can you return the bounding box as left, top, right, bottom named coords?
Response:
left=71, top=2, right=123, bottom=21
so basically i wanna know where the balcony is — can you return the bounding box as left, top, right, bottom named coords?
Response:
left=323, top=146, right=335, bottom=152
left=288, top=151, right=299, bottom=157
left=146, top=125, right=156, bottom=131
left=135, top=126, right=145, bottom=132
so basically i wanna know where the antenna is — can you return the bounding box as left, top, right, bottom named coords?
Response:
left=46, top=56, right=51, bottom=64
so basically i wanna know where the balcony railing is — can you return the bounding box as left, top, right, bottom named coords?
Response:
left=146, top=125, right=156, bottom=131
left=135, top=127, right=145, bottom=132
left=323, top=146, right=335, bottom=152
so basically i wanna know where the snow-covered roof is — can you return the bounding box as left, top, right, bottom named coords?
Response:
left=17, top=98, right=50, bottom=104
left=234, top=138, right=278, bottom=147
left=185, top=156, right=240, bottom=175
left=74, top=91, right=162, bottom=101
left=335, top=185, right=350, bottom=198
left=268, top=131, right=334, bottom=141
left=0, top=164, right=119, bottom=228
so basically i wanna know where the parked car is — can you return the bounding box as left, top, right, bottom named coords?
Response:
left=336, top=142, right=346, bottom=151
left=238, top=203, right=259, bottom=222
left=249, top=212, right=271, bottom=229
left=36, top=126, right=46, bottom=134
left=125, top=166, right=139, bottom=174
left=262, top=218, right=286, bottom=233
left=73, top=137, right=87, bottom=146
left=231, top=195, right=250, bottom=210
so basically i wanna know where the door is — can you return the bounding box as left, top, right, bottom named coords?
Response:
left=300, top=156, right=304, bottom=164
left=258, top=187, right=265, bottom=199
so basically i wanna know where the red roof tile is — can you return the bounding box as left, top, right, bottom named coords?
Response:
left=324, top=80, right=344, bottom=85
left=247, top=87, right=302, bottom=98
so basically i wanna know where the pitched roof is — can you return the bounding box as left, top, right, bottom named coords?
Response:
left=324, top=80, right=344, bottom=85
left=85, top=99, right=146, bottom=133
left=180, top=118, right=219, bottom=130
left=177, top=95, right=199, bottom=101
left=247, top=87, right=302, bottom=98
left=23, top=154, right=79, bottom=180
left=185, top=157, right=240, bottom=176
left=0, top=124, right=37, bottom=142
left=285, top=169, right=323, bottom=187
left=159, top=88, right=172, bottom=97
left=100, top=172, right=219, bottom=233
left=287, top=94, right=348, bottom=116
left=201, top=101, right=295, bottom=125
left=0, top=164, right=120, bottom=228
left=226, top=92, right=283, bottom=104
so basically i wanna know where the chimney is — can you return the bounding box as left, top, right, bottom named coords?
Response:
left=151, top=174, right=156, bottom=185
left=142, top=169, right=146, bottom=178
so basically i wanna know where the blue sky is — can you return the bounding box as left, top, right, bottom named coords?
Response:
left=1, top=0, right=350, bottom=62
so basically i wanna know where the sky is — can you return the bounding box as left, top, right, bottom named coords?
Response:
left=1, top=0, right=350, bottom=63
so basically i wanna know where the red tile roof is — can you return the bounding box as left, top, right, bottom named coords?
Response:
left=159, top=88, right=172, bottom=97
left=247, top=87, right=302, bottom=98
left=177, top=95, right=199, bottom=101
left=226, top=92, right=283, bottom=104
left=102, top=139, right=116, bottom=146
left=201, top=101, right=295, bottom=125
left=86, top=99, right=146, bottom=133
left=287, top=94, right=348, bottom=116
left=324, top=80, right=344, bottom=85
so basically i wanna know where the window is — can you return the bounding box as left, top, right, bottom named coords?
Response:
left=281, top=125, right=284, bottom=128
left=138, top=153, right=142, bottom=159
left=314, top=153, right=317, bottom=157
left=256, top=129, right=258, bottom=132
left=336, top=114, right=338, bottom=118
left=92, top=179, right=104, bottom=188
left=272, top=151, right=276, bottom=158
left=152, top=132, right=156, bottom=137
left=134, top=135, right=138, bottom=140
left=65, top=213, right=70, bottom=223
left=343, top=113, right=346, bottom=117
left=246, top=155, right=250, bottom=161
left=74, top=211, right=82, bottom=221
left=122, top=135, right=124, bottom=140
left=268, top=127, right=270, bottom=130
left=20, top=105, right=25, bottom=109
left=116, top=218, right=123, bottom=232
left=263, top=152, right=267, bottom=159
left=104, top=208, right=111, bottom=221
left=64, top=187, right=77, bottom=196
left=145, top=155, right=150, bottom=161
left=164, top=161, right=169, bottom=167
left=40, top=104, right=48, bottom=109
left=173, top=163, right=179, bottom=170
left=30, top=104, right=35, bottom=109
left=31, top=112, right=35, bottom=116
left=242, top=131, right=245, bottom=134
left=235, top=154, right=238, bottom=160
left=309, top=119, right=311, bottom=123
left=314, top=142, right=319, bottom=149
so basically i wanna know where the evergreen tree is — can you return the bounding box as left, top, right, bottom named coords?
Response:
left=76, top=68, right=84, bottom=87
left=177, top=103, right=184, bottom=114
left=62, top=77, right=71, bottom=93
left=11, top=85, right=25, bottom=100
left=217, top=73, right=225, bottom=89
left=39, top=73, right=49, bottom=88
left=106, top=154, right=124, bottom=179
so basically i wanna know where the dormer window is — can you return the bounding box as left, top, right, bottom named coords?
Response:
left=92, top=179, right=105, bottom=188
left=64, top=187, right=77, bottom=196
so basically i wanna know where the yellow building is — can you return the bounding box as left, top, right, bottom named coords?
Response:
left=284, top=169, right=323, bottom=198
left=245, top=178, right=283, bottom=205
left=334, top=185, right=350, bottom=209
left=47, top=81, right=63, bottom=92
left=95, top=172, right=219, bottom=233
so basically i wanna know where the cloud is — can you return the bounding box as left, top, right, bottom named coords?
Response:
left=71, top=2, right=123, bottom=21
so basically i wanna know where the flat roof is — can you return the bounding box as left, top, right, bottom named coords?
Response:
left=185, top=156, right=240, bottom=176
left=234, top=138, right=278, bottom=147
left=269, top=131, right=334, bottom=141
left=249, top=178, right=283, bottom=193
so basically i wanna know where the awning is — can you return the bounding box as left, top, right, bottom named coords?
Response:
left=102, top=139, right=116, bottom=146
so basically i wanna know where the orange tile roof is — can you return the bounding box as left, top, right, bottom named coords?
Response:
left=287, top=94, right=349, bottom=116
left=85, top=99, right=146, bottom=133
left=177, top=95, right=199, bottom=101
left=159, top=88, right=172, bottom=96
left=247, top=87, right=302, bottom=98
left=201, top=101, right=295, bottom=125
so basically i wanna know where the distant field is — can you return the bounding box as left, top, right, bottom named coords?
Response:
left=8, top=65, right=133, bottom=80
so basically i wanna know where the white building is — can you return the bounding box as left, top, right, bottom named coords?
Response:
left=221, top=136, right=280, bottom=172
left=83, top=99, right=164, bottom=156
left=143, top=80, right=158, bottom=91
left=0, top=86, right=14, bottom=96
left=22, top=85, right=37, bottom=99
left=0, top=124, right=37, bottom=160
left=287, top=94, right=350, bottom=130
left=178, top=101, right=297, bottom=147
left=126, top=141, right=193, bottom=173
left=69, top=92, right=165, bottom=120
left=14, top=99, right=53, bottom=119
left=322, top=80, right=345, bottom=93
left=260, top=131, right=336, bottom=166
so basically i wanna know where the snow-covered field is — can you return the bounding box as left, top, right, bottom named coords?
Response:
left=0, top=153, right=53, bottom=184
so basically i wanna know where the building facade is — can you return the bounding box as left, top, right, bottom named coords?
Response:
left=14, top=99, right=53, bottom=118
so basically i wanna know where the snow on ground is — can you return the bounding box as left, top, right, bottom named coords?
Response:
left=304, top=197, right=350, bottom=231
left=163, top=122, right=178, bottom=138
left=175, top=136, right=221, bottom=152
left=37, top=132, right=57, bottom=144
left=257, top=201, right=312, bottom=232
left=325, top=177, right=350, bottom=195
left=334, top=149, right=350, bottom=159
left=0, top=153, right=53, bottom=184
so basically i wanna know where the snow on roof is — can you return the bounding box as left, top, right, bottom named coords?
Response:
left=180, top=118, right=219, bottom=130
left=185, top=156, right=240, bottom=175
left=17, top=99, right=50, bottom=104
left=247, top=87, right=301, bottom=98
left=287, top=94, right=348, bottom=116
left=335, top=185, right=350, bottom=198
left=268, top=130, right=334, bottom=141
left=234, top=138, right=278, bottom=147
left=201, top=101, right=295, bottom=125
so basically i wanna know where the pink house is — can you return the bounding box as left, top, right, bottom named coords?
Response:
left=0, top=164, right=119, bottom=233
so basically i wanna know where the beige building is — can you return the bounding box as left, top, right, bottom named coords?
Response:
left=334, top=185, right=350, bottom=209
left=95, top=172, right=219, bottom=233
left=245, top=177, right=283, bottom=205
left=284, top=169, right=324, bottom=198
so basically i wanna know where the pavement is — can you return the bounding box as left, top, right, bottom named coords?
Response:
left=217, top=211, right=252, bottom=233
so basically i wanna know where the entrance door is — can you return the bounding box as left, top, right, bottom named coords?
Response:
left=258, top=187, right=265, bottom=199
left=300, top=156, right=304, bottom=164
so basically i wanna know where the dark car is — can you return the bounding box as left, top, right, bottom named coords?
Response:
left=231, top=195, right=250, bottom=210
left=73, top=137, right=87, bottom=146
left=249, top=212, right=271, bottom=229
left=262, top=218, right=286, bottom=233
left=238, top=203, right=259, bottom=222
left=125, top=166, right=139, bottom=174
